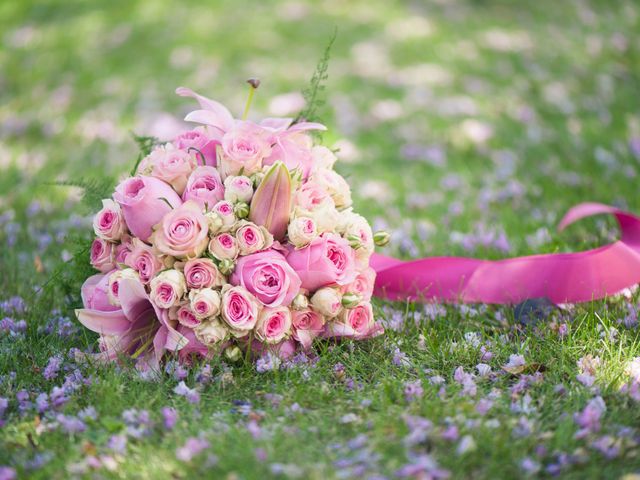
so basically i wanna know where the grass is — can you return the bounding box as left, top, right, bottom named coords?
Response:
left=2, top=0, right=640, bottom=478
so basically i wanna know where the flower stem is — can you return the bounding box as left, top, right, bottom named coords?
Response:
left=242, top=78, right=260, bottom=120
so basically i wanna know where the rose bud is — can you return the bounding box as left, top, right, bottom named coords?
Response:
left=310, top=288, right=343, bottom=318
left=195, top=318, right=229, bottom=346
left=218, top=258, right=236, bottom=276
left=291, top=293, right=309, bottom=310
left=233, top=202, right=250, bottom=219
left=374, top=230, right=391, bottom=247
left=224, top=175, right=254, bottom=203
left=341, top=292, right=361, bottom=309
left=224, top=345, right=243, bottom=362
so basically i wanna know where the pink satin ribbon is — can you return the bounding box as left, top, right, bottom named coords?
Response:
left=372, top=203, right=640, bottom=304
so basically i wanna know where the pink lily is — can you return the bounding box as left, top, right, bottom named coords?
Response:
left=249, top=161, right=292, bottom=241
left=75, top=275, right=187, bottom=370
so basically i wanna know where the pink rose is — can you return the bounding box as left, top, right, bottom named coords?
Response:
left=220, top=285, right=260, bottom=332
left=220, top=122, right=272, bottom=177
left=151, top=201, right=209, bottom=258
left=150, top=270, right=186, bottom=309
left=295, top=181, right=332, bottom=211
left=183, top=258, right=225, bottom=289
left=93, top=199, right=127, bottom=241
left=113, top=176, right=182, bottom=242
left=213, top=200, right=235, bottom=224
left=328, top=302, right=381, bottom=339
left=230, top=250, right=302, bottom=308
left=174, top=303, right=201, bottom=329
left=224, top=175, right=254, bottom=203
left=285, top=233, right=357, bottom=291
left=182, top=166, right=225, bottom=210
left=255, top=307, right=292, bottom=344
left=235, top=222, right=271, bottom=256
left=189, top=288, right=221, bottom=320
left=125, top=238, right=164, bottom=284
left=139, top=144, right=196, bottom=194
left=174, top=127, right=219, bottom=167
left=115, top=235, right=134, bottom=264
left=343, top=267, right=376, bottom=301
left=208, top=233, right=238, bottom=260
left=292, top=308, right=325, bottom=349
left=81, top=273, right=119, bottom=312
left=90, top=238, right=115, bottom=273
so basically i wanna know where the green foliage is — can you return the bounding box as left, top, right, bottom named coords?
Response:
left=295, top=28, right=337, bottom=124
left=130, top=133, right=159, bottom=175
left=38, top=235, right=93, bottom=308
left=49, top=177, right=115, bottom=212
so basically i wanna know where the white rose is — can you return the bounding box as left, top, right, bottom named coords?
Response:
left=189, top=288, right=222, bottom=319
left=205, top=211, right=224, bottom=235
left=107, top=268, right=139, bottom=306
left=338, top=210, right=374, bottom=254
left=287, top=216, right=318, bottom=248
left=293, top=203, right=340, bottom=234
left=311, top=169, right=352, bottom=209
left=194, top=318, right=229, bottom=346
left=310, top=287, right=343, bottom=318
left=310, top=145, right=337, bottom=173
left=149, top=269, right=186, bottom=309
left=224, top=175, right=254, bottom=203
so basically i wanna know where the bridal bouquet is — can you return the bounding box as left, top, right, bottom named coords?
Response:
left=76, top=84, right=385, bottom=369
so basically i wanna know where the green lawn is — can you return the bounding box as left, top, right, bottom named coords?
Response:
left=2, top=0, right=640, bottom=478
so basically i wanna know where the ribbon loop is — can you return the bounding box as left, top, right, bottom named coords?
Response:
left=373, top=203, right=640, bottom=305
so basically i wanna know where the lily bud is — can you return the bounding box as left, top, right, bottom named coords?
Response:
left=341, top=293, right=361, bottom=309
left=218, top=258, right=235, bottom=276
left=249, top=161, right=292, bottom=241
left=374, top=230, right=391, bottom=247
left=234, top=202, right=250, bottom=219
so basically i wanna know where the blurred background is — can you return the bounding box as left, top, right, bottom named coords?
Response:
left=1, top=0, right=639, bottom=271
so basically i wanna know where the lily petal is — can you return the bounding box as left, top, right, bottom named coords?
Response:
left=249, top=161, right=292, bottom=241
left=75, top=309, right=130, bottom=335
left=176, top=87, right=234, bottom=132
